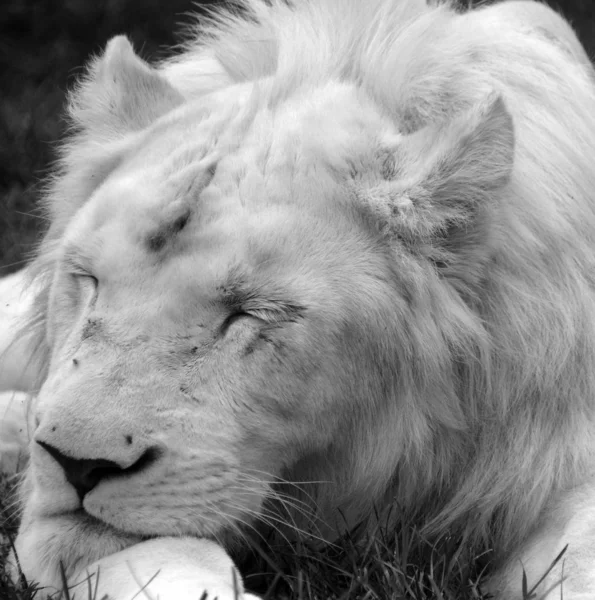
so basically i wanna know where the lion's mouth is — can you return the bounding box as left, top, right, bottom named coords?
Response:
left=68, top=508, right=131, bottom=536
left=43, top=506, right=145, bottom=544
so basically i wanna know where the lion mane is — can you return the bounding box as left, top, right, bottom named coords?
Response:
left=10, top=0, right=595, bottom=597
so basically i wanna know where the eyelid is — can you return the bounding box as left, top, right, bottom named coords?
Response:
left=220, top=307, right=284, bottom=335
left=220, top=311, right=252, bottom=335
left=70, top=271, right=99, bottom=285
left=220, top=306, right=290, bottom=337
left=248, top=308, right=283, bottom=323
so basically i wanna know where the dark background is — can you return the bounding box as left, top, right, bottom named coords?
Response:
left=0, top=0, right=593, bottom=275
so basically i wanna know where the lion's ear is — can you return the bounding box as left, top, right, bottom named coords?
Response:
left=71, top=36, right=184, bottom=140
left=365, top=94, right=514, bottom=297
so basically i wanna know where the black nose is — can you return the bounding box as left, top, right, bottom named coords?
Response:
left=37, top=440, right=125, bottom=499
left=36, top=440, right=158, bottom=500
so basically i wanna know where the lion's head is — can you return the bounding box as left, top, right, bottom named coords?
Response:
left=13, top=0, right=595, bottom=591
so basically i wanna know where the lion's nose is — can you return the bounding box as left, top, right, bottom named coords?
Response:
left=36, top=440, right=158, bottom=499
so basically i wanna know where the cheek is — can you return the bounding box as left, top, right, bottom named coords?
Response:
left=236, top=358, right=340, bottom=457
left=46, top=291, right=75, bottom=351
left=181, top=323, right=343, bottom=461
left=47, top=275, right=95, bottom=352
left=179, top=360, right=290, bottom=468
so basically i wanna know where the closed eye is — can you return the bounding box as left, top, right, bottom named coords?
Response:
left=71, top=272, right=98, bottom=293
left=219, top=308, right=287, bottom=336
left=69, top=272, right=99, bottom=307
left=220, top=311, right=252, bottom=335
left=71, top=272, right=98, bottom=286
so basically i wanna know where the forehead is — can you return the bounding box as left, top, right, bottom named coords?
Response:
left=112, top=79, right=386, bottom=206
left=63, top=81, right=386, bottom=273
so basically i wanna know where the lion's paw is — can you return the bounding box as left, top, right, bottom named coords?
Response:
left=0, top=391, right=30, bottom=476
left=70, top=537, right=260, bottom=600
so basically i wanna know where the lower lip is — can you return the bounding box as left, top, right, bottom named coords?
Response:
left=61, top=509, right=129, bottom=537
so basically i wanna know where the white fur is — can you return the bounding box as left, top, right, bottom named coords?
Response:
left=0, top=270, right=41, bottom=393
left=490, top=476, right=595, bottom=599
left=5, top=1, right=595, bottom=599
left=0, top=276, right=256, bottom=598
left=0, top=271, right=36, bottom=473
left=0, top=391, right=30, bottom=475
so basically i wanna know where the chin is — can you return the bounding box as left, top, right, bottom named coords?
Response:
left=13, top=511, right=142, bottom=592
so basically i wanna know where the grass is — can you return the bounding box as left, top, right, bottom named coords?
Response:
left=0, top=0, right=593, bottom=598
left=0, top=483, right=570, bottom=599
left=0, top=482, right=495, bottom=600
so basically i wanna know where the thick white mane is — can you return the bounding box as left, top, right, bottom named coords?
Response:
left=15, top=1, right=595, bottom=587
left=163, top=0, right=592, bottom=130
left=155, top=0, right=595, bottom=552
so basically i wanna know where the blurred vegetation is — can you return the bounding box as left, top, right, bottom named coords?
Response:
left=0, top=0, right=593, bottom=274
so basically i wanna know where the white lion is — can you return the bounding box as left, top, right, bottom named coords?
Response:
left=2, top=1, right=595, bottom=599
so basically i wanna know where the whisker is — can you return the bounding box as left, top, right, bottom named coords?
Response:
left=235, top=481, right=319, bottom=520
left=226, top=499, right=331, bottom=547
left=239, top=468, right=330, bottom=507
left=243, top=467, right=332, bottom=488
left=225, top=500, right=295, bottom=548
